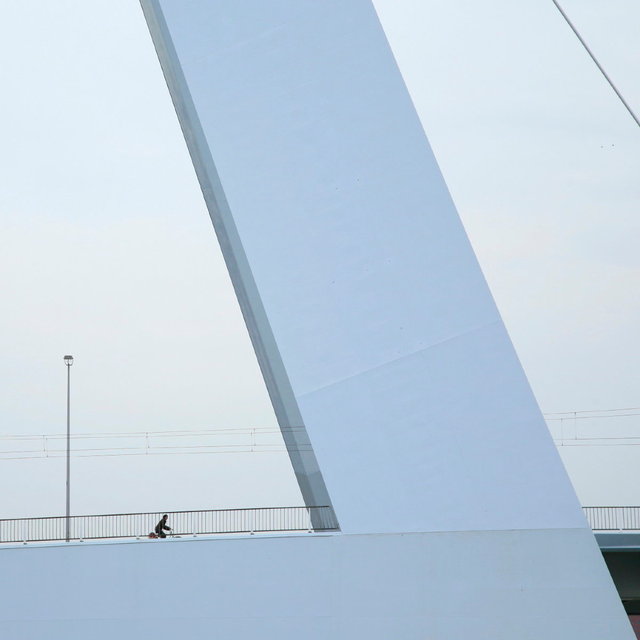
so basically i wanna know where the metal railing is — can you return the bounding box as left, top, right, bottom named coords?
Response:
left=4, top=505, right=638, bottom=540
left=0, top=506, right=338, bottom=544
left=583, top=507, right=640, bottom=531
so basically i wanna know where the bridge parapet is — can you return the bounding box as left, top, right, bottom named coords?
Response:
left=0, top=506, right=338, bottom=544
left=584, top=507, right=640, bottom=531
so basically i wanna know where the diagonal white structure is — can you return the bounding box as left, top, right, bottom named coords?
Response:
left=140, top=0, right=584, bottom=536
left=0, top=2, right=633, bottom=638
left=136, top=1, right=631, bottom=637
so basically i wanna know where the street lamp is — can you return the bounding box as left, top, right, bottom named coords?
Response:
left=64, top=355, right=73, bottom=542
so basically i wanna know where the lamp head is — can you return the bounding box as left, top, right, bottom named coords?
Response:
left=63, top=355, right=74, bottom=367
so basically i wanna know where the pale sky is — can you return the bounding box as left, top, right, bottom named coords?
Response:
left=0, top=0, right=639, bottom=519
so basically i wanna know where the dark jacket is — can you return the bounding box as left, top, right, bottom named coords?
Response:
left=155, top=518, right=171, bottom=535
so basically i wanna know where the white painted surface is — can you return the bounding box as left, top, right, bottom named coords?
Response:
left=0, top=531, right=633, bottom=639
left=143, top=0, right=584, bottom=534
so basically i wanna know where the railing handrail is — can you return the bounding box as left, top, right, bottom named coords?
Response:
left=0, top=505, right=331, bottom=523
left=583, top=505, right=640, bottom=509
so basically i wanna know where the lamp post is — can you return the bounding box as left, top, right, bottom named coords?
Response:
left=64, top=355, right=73, bottom=542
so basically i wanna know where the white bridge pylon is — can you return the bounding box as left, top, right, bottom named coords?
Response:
left=142, top=0, right=588, bottom=537
left=138, top=2, right=633, bottom=637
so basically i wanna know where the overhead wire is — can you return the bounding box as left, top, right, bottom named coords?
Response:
left=544, top=407, right=640, bottom=416
left=546, top=412, right=640, bottom=421
left=546, top=405, right=640, bottom=446
left=0, top=425, right=306, bottom=441
left=4, top=405, right=640, bottom=459
left=0, top=425, right=312, bottom=461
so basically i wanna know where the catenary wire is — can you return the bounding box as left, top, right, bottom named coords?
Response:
left=4, top=405, right=640, bottom=460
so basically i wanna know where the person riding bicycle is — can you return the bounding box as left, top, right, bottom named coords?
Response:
left=155, top=514, right=172, bottom=538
